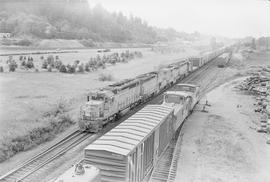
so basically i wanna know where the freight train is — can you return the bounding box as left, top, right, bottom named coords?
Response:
left=53, top=45, right=235, bottom=182
left=79, top=46, right=230, bottom=132
left=83, top=83, right=201, bottom=182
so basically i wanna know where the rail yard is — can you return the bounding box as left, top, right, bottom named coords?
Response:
left=2, top=40, right=270, bottom=182
left=1, top=0, right=270, bottom=181
left=0, top=44, right=237, bottom=182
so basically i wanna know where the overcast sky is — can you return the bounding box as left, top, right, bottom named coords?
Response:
left=88, top=0, right=270, bottom=38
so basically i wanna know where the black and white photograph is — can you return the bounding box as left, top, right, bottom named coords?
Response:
left=0, top=0, right=270, bottom=182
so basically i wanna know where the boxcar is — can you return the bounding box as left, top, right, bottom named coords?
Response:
left=84, top=105, right=174, bottom=182
left=189, top=57, right=204, bottom=68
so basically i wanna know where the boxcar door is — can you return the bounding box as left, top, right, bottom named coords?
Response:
left=153, top=129, right=159, bottom=165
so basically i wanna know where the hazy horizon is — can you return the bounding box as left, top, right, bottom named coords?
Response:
left=88, top=0, right=270, bottom=39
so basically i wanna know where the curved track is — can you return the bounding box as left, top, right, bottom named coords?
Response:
left=149, top=56, right=223, bottom=182
left=0, top=55, right=223, bottom=182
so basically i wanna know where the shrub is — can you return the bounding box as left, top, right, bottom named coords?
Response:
left=85, top=62, right=90, bottom=72
left=47, top=66, right=52, bottom=72
left=80, top=39, right=95, bottom=47
left=16, top=39, right=32, bottom=46
left=59, top=64, right=67, bottom=73
left=67, top=64, right=76, bottom=73
left=0, top=66, right=3, bottom=72
left=55, top=60, right=62, bottom=70
left=78, top=64, right=84, bottom=73
left=21, top=60, right=26, bottom=67
left=74, top=60, right=80, bottom=65
left=42, top=60, right=48, bottom=69
left=26, top=60, right=34, bottom=69
left=0, top=113, right=75, bottom=162
left=98, top=73, right=114, bottom=81
left=9, top=61, right=17, bottom=72
left=35, top=68, right=39, bottom=72
left=47, top=55, right=54, bottom=67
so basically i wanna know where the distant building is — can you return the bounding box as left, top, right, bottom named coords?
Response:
left=0, top=33, right=11, bottom=39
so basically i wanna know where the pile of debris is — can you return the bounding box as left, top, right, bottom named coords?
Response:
left=237, top=76, right=270, bottom=96
left=237, top=75, right=270, bottom=138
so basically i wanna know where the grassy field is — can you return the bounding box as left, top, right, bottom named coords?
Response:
left=0, top=44, right=206, bottom=161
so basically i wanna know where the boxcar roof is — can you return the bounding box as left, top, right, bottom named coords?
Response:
left=85, top=105, right=173, bottom=156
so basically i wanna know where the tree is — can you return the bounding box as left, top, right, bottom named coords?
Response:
left=78, top=64, right=84, bottom=73
left=42, top=60, right=48, bottom=69
left=85, top=62, right=90, bottom=72
left=59, top=64, right=67, bottom=73
left=67, top=64, right=75, bottom=73
left=9, top=61, right=17, bottom=72
left=26, top=60, right=34, bottom=69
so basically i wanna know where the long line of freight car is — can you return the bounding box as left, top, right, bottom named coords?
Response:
left=52, top=45, right=234, bottom=182
left=78, top=46, right=231, bottom=132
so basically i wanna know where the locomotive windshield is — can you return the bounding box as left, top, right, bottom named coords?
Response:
left=165, top=94, right=185, bottom=104
left=91, top=95, right=104, bottom=101
left=176, top=85, right=195, bottom=93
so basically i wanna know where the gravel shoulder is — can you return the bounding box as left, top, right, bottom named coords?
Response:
left=175, top=78, right=270, bottom=182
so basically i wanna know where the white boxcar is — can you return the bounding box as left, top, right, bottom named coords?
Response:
left=84, top=105, right=174, bottom=182
left=189, top=57, right=204, bottom=68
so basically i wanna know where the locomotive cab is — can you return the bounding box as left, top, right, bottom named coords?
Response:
left=162, top=91, right=193, bottom=130
left=173, top=83, right=200, bottom=109
left=79, top=90, right=115, bottom=132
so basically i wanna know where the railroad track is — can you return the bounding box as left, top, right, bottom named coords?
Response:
left=149, top=56, right=223, bottom=182
left=0, top=55, right=222, bottom=182
left=0, top=130, right=90, bottom=182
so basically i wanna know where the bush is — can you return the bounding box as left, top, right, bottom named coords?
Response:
left=74, top=60, right=80, bottom=65
left=0, top=113, right=75, bottom=162
left=80, top=39, right=95, bottom=47
left=98, top=73, right=114, bottom=81
left=55, top=60, right=62, bottom=70
left=9, top=61, right=17, bottom=72
left=59, top=64, right=67, bottom=73
left=42, top=60, right=48, bottom=69
left=16, top=39, right=32, bottom=46
left=67, top=64, right=76, bottom=73
left=85, top=62, right=90, bottom=72
left=21, top=60, right=26, bottom=67
left=47, top=66, right=52, bottom=72
left=78, top=64, right=84, bottom=73
left=0, top=66, right=4, bottom=72
left=47, top=55, right=54, bottom=67
left=26, top=60, right=34, bottom=69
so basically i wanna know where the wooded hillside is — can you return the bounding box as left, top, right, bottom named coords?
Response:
left=0, top=0, right=189, bottom=44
